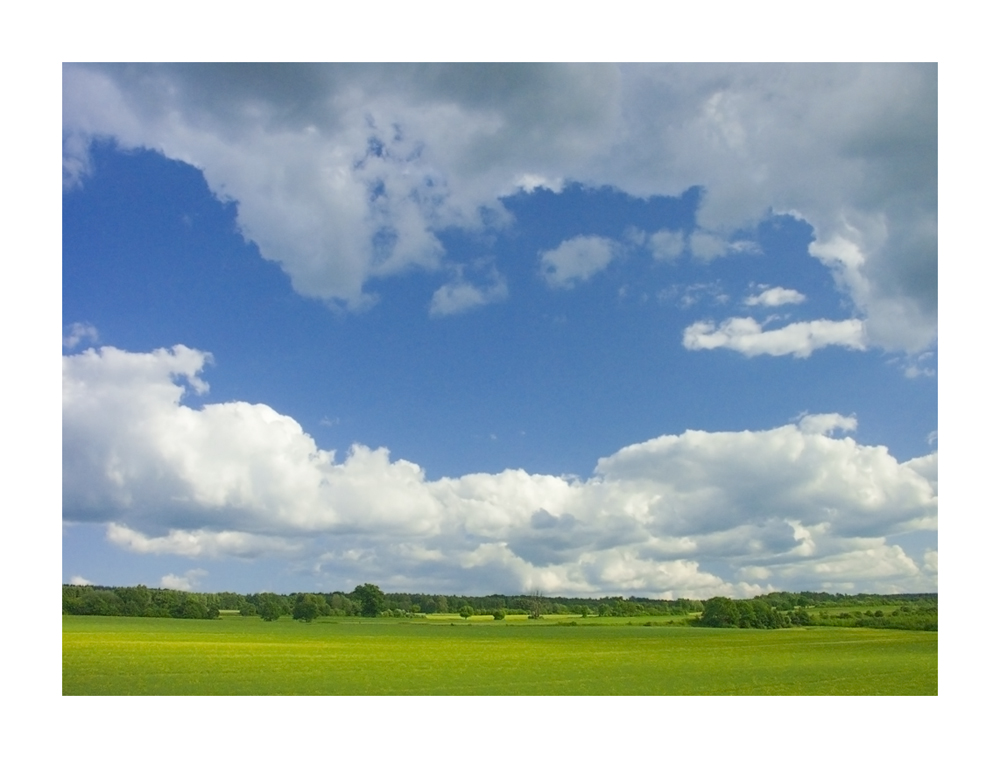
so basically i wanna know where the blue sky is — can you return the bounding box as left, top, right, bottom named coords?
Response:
left=62, top=64, right=937, bottom=597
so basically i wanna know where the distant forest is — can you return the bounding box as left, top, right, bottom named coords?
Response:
left=62, top=583, right=937, bottom=631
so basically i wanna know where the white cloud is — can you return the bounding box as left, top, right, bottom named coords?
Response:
left=108, top=524, right=301, bottom=559
left=515, top=174, right=563, bottom=193
left=646, top=229, right=685, bottom=261
left=539, top=235, right=617, bottom=288
left=923, top=549, right=938, bottom=574
left=63, top=64, right=936, bottom=351
left=683, top=317, right=867, bottom=357
left=62, top=63, right=621, bottom=308
left=69, top=575, right=93, bottom=586
left=898, top=350, right=937, bottom=379
left=903, top=452, right=938, bottom=496
left=160, top=569, right=207, bottom=592
left=689, top=232, right=726, bottom=261
left=688, top=233, right=763, bottom=262
left=63, top=345, right=937, bottom=596
left=797, top=412, right=857, bottom=436
left=63, top=132, right=93, bottom=189
left=63, top=322, right=99, bottom=349
left=744, top=286, right=806, bottom=307
left=761, top=541, right=930, bottom=593
left=429, top=263, right=508, bottom=316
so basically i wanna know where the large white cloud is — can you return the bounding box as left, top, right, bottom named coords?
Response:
left=63, top=345, right=937, bottom=596
left=63, top=63, right=936, bottom=351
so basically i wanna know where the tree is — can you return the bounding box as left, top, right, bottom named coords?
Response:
left=789, top=607, right=811, bottom=626
left=259, top=599, right=282, bottom=621
left=351, top=583, right=386, bottom=617
left=77, top=589, right=124, bottom=616
left=492, top=609, right=506, bottom=620
left=115, top=585, right=151, bottom=616
left=459, top=605, right=474, bottom=619
left=293, top=594, right=322, bottom=622
left=175, top=596, right=211, bottom=619
left=528, top=591, right=544, bottom=619
left=328, top=593, right=358, bottom=616
left=698, top=597, right=740, bottom=627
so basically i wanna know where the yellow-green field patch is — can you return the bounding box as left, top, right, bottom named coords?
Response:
left=63, top=615, right=937, bottom=695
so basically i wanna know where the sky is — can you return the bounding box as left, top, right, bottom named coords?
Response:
left=62, top=63, right=937, bottom=598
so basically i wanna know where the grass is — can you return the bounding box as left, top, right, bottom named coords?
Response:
left=63, top=614, right=937, bottom=695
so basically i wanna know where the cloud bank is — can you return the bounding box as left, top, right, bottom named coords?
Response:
left=63, top=63, right=936, bottom=352
left=63, top=345, right=937, bottom=596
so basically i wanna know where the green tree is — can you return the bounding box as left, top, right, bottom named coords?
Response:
left=528, top=591, right=544, bottom=619
left=77, top=589, right=124, bottom=616
left=698, top=597, right=740, bottom=627
left=174, top=595, right=211, bottom=619
left=459, top=605, right=474, bottom=619
left=327, top=593, right=358, bottom=616
left=293, top=594, right=323, bottom=622
left=259, top=599, right=282, bottom=621
left=351, top=583, right=387, bottom=617
left=115, top=585, right=151, bottom=616
left=493, top=609, right=506, bottom=620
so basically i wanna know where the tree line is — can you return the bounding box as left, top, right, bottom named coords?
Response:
left=62, top=583, right=703, bottom=620
left=62, top=583, right=936, bottom=630
left=61, top=582, right=390, bottom=621
left=694, top=594, right=937, bottom=631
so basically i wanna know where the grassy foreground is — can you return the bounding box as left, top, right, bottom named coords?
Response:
left=63, top=614, right=937, bottom=695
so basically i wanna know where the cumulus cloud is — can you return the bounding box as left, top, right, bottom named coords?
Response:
left=683, top=316, right=867, bottom=357
left=898, top=350, right=937, bottom=379
left=689, top=231, right=729, bottom=261
left=62, top=63, right=620, bottom=308
left=539, top=235, right=618, bottom=288
left=160, top=569, right=207, bottom=591
left=797, top=412, right=857, bottom=436
left=63, top=345, right=937, bottom=596
left=63, top=64, right=935, bottom=350
left=69, top=576, right=93, bottom=586
left=429, top=262, right=508, bottom=316
left=63, top=322, right=99, bottom=349
left=760, top=540, right=931, bottom=594
left=108, top=524, right=301, bottom=559
left=923, top=549, right=938, bottom=574
left=744, top=286, right=806, bottom=307
left=646, top=229, right=685, bottom=261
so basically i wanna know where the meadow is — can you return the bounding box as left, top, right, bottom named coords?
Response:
left=63, top=614, right=937, bottom=695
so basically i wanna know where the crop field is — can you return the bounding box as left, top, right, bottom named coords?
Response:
left=63, top=615, right=937, bottom=695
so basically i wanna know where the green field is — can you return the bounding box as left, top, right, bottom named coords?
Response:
left=63, top=615, right=937, bottom=695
